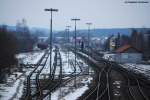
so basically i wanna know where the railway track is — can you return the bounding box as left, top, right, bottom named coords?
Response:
left=18, top=46, right=92, bottom=100
left=32, top=47, right=63, bottom=99
left=39, top=48, right=85, bottom=99
left=69, top=59, right=83, bottom=74
left=23, top=46, right=62, bottom=100
left=23, top=49, right=49, bottom=100
left=90, top=49, right=150, bottom=100
left=77, top=49, right=150, bottom=100
left=114, top=65, right=149, bottom=100
left=35, top=53, right=49, bottom=99
left=82, top=61, right=112, bottom=100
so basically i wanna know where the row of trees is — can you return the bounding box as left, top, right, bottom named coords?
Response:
left=0, top=19, right=38, bottom=82
left=0, top=25, right=18, bottom=82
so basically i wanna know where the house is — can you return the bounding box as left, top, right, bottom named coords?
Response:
left=115, top=44, right=142, bottom=63
left=103, top=44, right=142, bottom=63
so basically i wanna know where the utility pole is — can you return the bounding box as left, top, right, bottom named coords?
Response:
left=71, top=18, right=80, bottom=88
left=44, top=8, right=58, bottom=100
left=66, top=26, right=71, bottom=69
left=86, top=22, right=92, bottom=75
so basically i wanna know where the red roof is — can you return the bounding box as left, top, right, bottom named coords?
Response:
left=116, top=44, right=141, bottom=53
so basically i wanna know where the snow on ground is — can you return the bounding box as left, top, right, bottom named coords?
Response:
left=62, top=51, right=88, bottom=74
left=61, top=51, right=75, bottom=74
left=0, top=50, right=46, bottom=100
left=50, top=49, right=94, bottom=100
left=121, top=63, right=150, bottom=79
left=40, top=51, right=55, bottom=75
left=0, top=73, right=25, bottom=100
left=46, top=50, right=85, bottom=76
left=41, top=50, right=86, bottom=77
left=51, top=76, right=93, bottom=100
left=0, top=48, right=94, bottom=100
left=16, top=50, right=45, bottom=64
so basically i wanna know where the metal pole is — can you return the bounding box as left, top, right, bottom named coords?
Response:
left=45, top=8, right=58, bottom=78
left=71, top=18, right=80, bottom=88
left=74, top=20, right=77, bottom=88
left=66, top=26, right=71, bottom=69
left=44, top=8, right=58, bottom=100
left=50, top=11, right=52, bottom=78
left=86, top=23, right=92, bottom=75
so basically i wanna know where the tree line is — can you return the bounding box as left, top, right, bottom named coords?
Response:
left=0, top=19, right=38, bottom=82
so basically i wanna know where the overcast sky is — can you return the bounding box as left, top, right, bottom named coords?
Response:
left=0, top=0, right=150, bottom=30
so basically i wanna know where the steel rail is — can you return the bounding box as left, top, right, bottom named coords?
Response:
left=24, top=50, right=49, bottom=100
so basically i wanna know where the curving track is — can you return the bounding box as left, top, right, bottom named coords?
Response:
left=77, top=49, right=150, bottom=100
left=114, top=65, right=149, bottom=100
left=82, top=61, right=112, bottom=100
left=23, top=47, right=63, bottom=100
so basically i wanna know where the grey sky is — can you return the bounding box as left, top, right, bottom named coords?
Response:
left=0, top=0, right=150, bottom=30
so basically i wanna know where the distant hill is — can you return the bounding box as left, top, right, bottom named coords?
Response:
left=54, top=28, right=150, bottom=38
left=2, top=25, right=150, bottom=38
